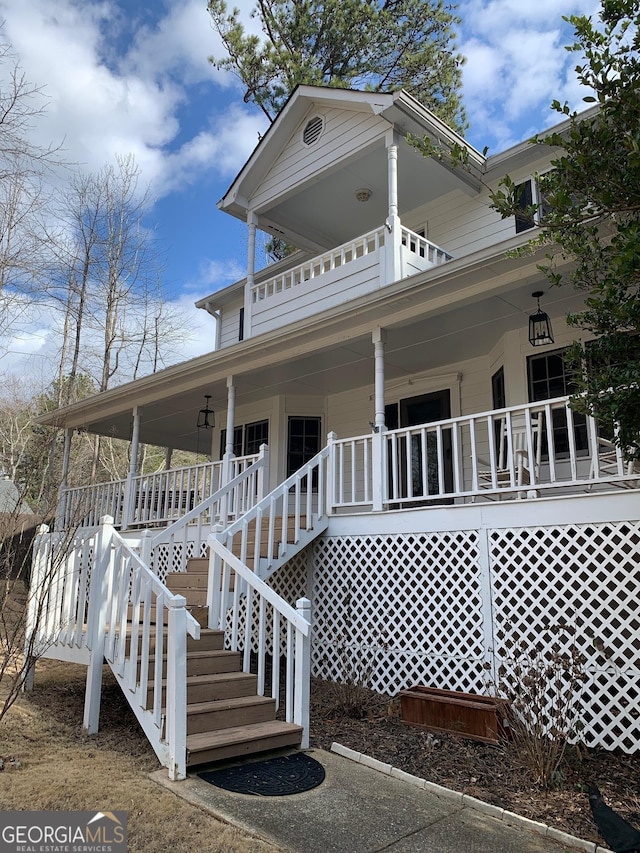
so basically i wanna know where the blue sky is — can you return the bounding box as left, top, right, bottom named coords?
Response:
left=0, top=0, right=600, bottom=381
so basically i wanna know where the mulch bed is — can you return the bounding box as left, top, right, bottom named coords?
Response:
left=308, top=677, right=640, bottom=848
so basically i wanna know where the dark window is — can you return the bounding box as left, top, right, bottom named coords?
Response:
left=220, top=426, right=243, bottom=458
left=287, top=417, right=321, bottom=477
left=515, top=180, right=535, bottom=233
left=239, top=307, right=245, bottom=342
left=491, top=366, right=506, bottom=453
left=220, top=420, right=268, bottom=458
left=244, top=419, right=268, bottom=454
left=491, top=366, right=506, bottom=409
left=527, top=348, right=588, bottom=454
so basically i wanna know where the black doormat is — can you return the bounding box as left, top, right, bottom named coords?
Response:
left=198, top=752, right=326, bottom=796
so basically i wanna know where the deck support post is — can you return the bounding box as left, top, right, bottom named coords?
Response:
left=294, top=597, right=312, bottom=749
left=83, top=515, right=115, bottom=734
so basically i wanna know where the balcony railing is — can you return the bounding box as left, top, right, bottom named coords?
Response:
left=248, top=225, right=452, bottom=337
left=252, top=227, right=387, bottom=303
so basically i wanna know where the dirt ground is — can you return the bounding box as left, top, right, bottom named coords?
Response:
left=0, top=661, right=638, bottom=852
left=309, top=678, right=640, bottom=849
left=0, top=660, right=278, bottom=853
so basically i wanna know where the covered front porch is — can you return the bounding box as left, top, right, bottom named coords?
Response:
left=57, top=392, right=640, bottom=534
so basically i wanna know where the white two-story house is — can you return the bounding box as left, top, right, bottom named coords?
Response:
left=30, top=86, right=639, bottom=780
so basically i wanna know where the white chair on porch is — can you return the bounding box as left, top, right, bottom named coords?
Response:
left=477, top=415, right=542, bottom=497
left=589, top=435, right=640, bottom=487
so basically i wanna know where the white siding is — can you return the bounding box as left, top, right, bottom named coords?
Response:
left=218, top=296, right=244, bottom=349
left=251, top=249, right=382, bottom=337
left=252, top=106, right=387, bottom=210
left=405, top=153, right=557, bottom=261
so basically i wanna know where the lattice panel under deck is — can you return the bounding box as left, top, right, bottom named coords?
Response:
left=311, top=532, right=487, bottom=696
left=225, top=549, right=310, bottom=655
left=490, top=521, right=640, bottom=752
left=151, top=537, right=208, bottom=583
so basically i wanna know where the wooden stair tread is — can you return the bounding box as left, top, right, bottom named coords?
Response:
left=152, top=671, right=257, bottom=688
left=187, top=694, right=274, bottom=714
left=187, top=720, right=302, bottom=753
left=147, top=649, right=238, bottom=662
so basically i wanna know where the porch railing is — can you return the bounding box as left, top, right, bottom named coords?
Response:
left=57, top=452, right=260, bottom=531
left=149, top=446, right=270, bottom=579
left=329, top=395, right=640, bottom=509
left=27, top=516, right=199, bottom=780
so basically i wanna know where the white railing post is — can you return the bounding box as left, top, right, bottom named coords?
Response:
left=326, top=432, right=337, bottom=515
left=207, top=525, right=226, bottom=630
left=140, top=529, right=152, bottom=568
left=83, top=515, right=114, bottom=734
left=257, top=443, right=269, bottom=499
left=120, top=473, right=135, bottom=531
left=23, top=523, right=51, bottom=692
left=294, top=597, right=312, bottom=749
left=166, top=594, right=188, bottom=781
left=371, top=428, right=387, bottom=512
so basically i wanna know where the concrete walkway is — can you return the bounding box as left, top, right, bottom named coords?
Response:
left=152, top=748, right=606, bottom=853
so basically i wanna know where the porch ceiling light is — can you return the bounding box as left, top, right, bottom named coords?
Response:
left=197, top=394, right=215, bottom=430
left=528, top=291, right=554, bottom=347
left=354, top=188, right=372, bottom=203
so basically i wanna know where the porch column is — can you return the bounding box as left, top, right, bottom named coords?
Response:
left=372, top=328, right=387, bottom=512
left=55, top=428, right=72, bottom=529
left=245, top=210, right=257, bottom=339
left=385, top=131, right=402, bottom=285
left=130, top=407, right=141, bottom=476
left=121, top=407, right=141, bottom=531
left=223, top=377, right=236, bottom=470
left=220, top=377, right=236, bottom=521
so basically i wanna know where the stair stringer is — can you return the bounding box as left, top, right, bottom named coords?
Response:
left=255, top=516, right=328, bottom=581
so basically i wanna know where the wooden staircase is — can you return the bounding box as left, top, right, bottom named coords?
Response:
left=163, top=554, right=303, bottom=767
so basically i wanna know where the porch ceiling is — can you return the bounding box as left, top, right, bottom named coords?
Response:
left=260, top=141, right=462, bottom=252
left=56, top=275, right=584, bottom=455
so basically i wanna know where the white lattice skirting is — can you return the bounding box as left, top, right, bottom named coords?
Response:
left=266, top=520, right=640, bottom=753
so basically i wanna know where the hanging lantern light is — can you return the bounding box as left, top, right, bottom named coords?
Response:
left=528, top=290, right=554, bottom=347
left=197, top=394, right=215, bottom=430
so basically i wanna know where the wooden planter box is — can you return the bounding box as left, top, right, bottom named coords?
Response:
left=399, top=686, right=507, bottom=745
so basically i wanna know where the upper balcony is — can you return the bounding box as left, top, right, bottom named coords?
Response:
left=248, top=224, right=452, bottom=337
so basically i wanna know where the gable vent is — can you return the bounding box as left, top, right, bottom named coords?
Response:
left=302, top=115, right=324, bottom=146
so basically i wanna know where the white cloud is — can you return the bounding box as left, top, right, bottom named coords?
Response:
left=0, top=0, right=265, bottom=200
left=458, top=0, right=602, bottom=150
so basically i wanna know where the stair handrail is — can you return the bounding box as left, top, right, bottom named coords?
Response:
left=212, top=445, right=330, bottom=579
left=149, top=447, right=269, bottom=576
left=207, top=533, right=311, bottom=747
left=206, top=447, right=328, bottom=748
left=83, top=516, right=200, bottom=782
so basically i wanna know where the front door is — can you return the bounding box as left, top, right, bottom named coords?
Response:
left=386, top=390, right=453, bottom=501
